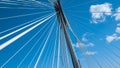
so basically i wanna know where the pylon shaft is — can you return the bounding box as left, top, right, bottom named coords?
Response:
left=54, top=1, right=81, bottom=68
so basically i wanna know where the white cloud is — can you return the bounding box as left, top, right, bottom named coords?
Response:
left=87, top=42, right=94, bottom=47
left=82, top=33, right=90, bottom=42
left=116, top=23, right=120, bottom=33
left=83, top=51, right=97, bottom=56
left=82, top=37, right=88, bottom=42
left=72, top=42, right=84, bottom=48
left=90, top=3, right=112, bottom=23
left=117, top=23, right=120, bottom=26
left=116, top=27, right=120, bottom=33
left=106, top=34, right=120, bottom=43
left=73, top=43, right=79, bottom=48
left=81, top=33, right=95, bottom=47
left=105, top=23, right=120, bottom=43
left=106, top=34, right=116, bottom=43
left=113, top=7, right=120, bottom=21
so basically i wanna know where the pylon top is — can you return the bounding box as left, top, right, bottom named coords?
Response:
left=54, top=0, right=69, bottom=28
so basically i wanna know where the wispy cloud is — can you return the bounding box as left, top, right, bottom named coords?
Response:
left=106, top=34, right=120, bottom=43
left=83, top=51, right=97, bottom=56
left=117, top=23, right=120, bottom=26
left=86, top=42, right=95, bottom=47
left=106, top=34, right=117, bottom=43
left=106, top=23, right=120, bottom=43
left=72, top=43, right=96, bottom=56
left=72, top=33, right=96, bottom=56
left=81, top=33, right=95, bottom=47
left=73, top=42, right=94, bottom=48
left=90, top=3, right=112, bottom=23
left=113, top=7, right=120, bottom=21
left=116, top=27, right=120, bottom=33
left=116, top=23, right=120, bottom=33
left=82, top=33, right=88, bottom=42
left=72, top=43, right=79, bottom=48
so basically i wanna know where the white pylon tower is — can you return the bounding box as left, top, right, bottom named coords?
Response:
left=54, top=0, right=81, bottom=68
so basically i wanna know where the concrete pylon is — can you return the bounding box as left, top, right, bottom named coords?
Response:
left=54, top=0, right=81, bottom=68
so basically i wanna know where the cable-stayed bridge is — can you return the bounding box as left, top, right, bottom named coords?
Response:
left=0, top=0, right=120, bottom=68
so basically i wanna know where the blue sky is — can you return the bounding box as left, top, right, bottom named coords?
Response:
left=0, top=0, right=120, bottom=68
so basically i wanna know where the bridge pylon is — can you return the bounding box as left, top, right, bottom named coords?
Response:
left=54, top=0, right=81, bottom=68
